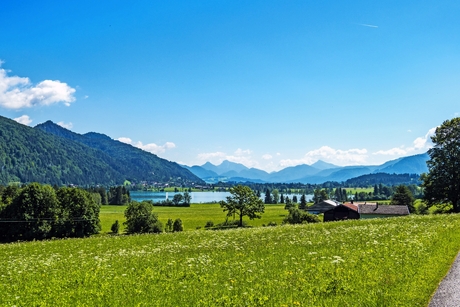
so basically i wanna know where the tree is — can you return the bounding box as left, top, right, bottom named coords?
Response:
left=390, top=185, right=415, bottom=212
left=183, top=192, right=191, bottom=205
left=220, top=185, right=265, bottom=227
left=1, top=183, right=60, bottom=241
left=173, top=218, right=183, bottom=232
left=264, top=189, right=272, bottom=204
left=166, top=218, right=174, bottom=232
left=124, top=201, right=163, bottom=234
left=299, top=193, right=307, bottom=210
left=57, top=187, right=101, bottom=237
left=172, top=193, right=183, bottom=206
left=272, top=189, right=280, bottom=204
left=422, top=117, right=460, bottom=212
left=313, top=189, right=328, bottom=204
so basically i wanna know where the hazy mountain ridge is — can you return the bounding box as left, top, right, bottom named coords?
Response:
left=185, top=153, right=429, bottom=184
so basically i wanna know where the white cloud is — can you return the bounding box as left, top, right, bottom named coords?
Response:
left=373, top=147, right=408, bottom=156
left=117, top=137, right=132, bottom=144
left=117, top=137, right=176, bottom=155
left=372, top=127, right=436, bottom=156
left=197, top=151, right=226, bottom=161
left=13, top=115, right=32, bottom=126
left=279, top=146, right=368, bottom=167
left=413, top=127, right=436, bottom=150
left=57, top=121, right=73, bottom=129
left=0, top=63, right=76, bottom=109
left=197, top=149, right=259, bottom=168
left=262, top=154, right=273, bottom=160
left=234, top=148, right=252, bottom=156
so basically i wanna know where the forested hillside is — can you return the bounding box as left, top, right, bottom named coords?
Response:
left=35, top=120, right=201, bottom=184
left=0, top=116, right=202, bottom=186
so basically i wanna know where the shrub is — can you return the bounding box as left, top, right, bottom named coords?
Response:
left=204, top=220, right=214, bottom=228
left=111, top=220, right=120, bottom=234
left=173, top=218, right=183, bottom=232
left=283, top=208, right=320, bottom=224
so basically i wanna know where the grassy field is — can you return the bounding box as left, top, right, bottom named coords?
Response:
left=2, top=214, right=460, bottom=306
left=99, top=203, right=289, bottom=233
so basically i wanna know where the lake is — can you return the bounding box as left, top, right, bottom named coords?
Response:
left=130, top=191, right=313, bottom=204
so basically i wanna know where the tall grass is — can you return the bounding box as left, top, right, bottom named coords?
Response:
left=1, top=214, right=460, bottom=306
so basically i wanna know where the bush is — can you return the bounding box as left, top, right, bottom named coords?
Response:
left=173, top=218, right=183, bottom=232
left=204, top=220, right=214, bottom=228
left=111, top=220, right=120, bottom=234
left=283, top=208, right=320, bottom=224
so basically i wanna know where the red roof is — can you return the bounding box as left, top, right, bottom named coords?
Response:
left=343, top=202, right=358, bottom=211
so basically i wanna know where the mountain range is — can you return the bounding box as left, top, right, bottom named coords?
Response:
left=0, top=116, right=202, bottom=186
left=183, top=153, right=430, bottom=184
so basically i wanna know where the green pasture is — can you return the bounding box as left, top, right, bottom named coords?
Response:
left=2, top=214, right=460, bottom=306
left=99, top=204, right=288, bottom=233
left=342, top=187, right=374, bottom=193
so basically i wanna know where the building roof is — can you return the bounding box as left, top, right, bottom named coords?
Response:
left=307, top=199, right=341, bottom=213
left=343, top=202, right=358, bottom=211
left=358, top=204, right=410, bottom=215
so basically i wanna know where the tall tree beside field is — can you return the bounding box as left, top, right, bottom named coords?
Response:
left=422, top=117, right=460, bottom=212
left=220, top=185, right=264, bottom=227
left=390, top=185, right=415, bottom=212
left=57, top=187, right=101, bottom=237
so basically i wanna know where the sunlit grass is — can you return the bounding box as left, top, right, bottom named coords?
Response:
left=2, top=214, right=460, bottom=306
left=99, top=203, right=288, bottom=233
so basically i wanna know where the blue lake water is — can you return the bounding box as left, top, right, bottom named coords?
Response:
left=130, top=191, right=313, bottom=204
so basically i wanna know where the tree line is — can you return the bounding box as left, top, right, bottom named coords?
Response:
left=0, top=183, right=100, bottom=242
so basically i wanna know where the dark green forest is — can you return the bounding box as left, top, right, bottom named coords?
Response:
left=0, top=116, right=202, bottom=186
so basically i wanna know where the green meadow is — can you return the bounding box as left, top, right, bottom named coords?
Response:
left=99, top=203, right=290, bottom=233
left=2, top=214, right=460, bottom=306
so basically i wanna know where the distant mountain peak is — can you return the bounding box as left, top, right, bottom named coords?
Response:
left=311, top=160, right=339, bottom=170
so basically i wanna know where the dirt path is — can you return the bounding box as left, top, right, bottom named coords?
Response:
left=429, top=251, right=460, bottom=307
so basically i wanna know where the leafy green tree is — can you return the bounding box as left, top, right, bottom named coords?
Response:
left=183, top=192, right=191, bottom=205
left=220, top=185, right=265, bottom=227
left=280, top=194, right=285, bottom=204
left=57, top=187, right=101, bottom=237
left=166, top=218, right=174, bottom=232
left=1, top=183, right=60, bottom=241
left=390, top=185, right=415, bottom=212
left=292, top=195, right=298, bottom=203
left=313, top=189, right=328, bottom=204
left=173, top=218, right=183, bottom=232
left=172, top=193, right=184, bottom=206
left=422, top=117, right=460, bottom=213
left=124, top=201, right=163, bottom=234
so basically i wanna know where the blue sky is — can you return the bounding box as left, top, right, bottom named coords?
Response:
left=1, top=1, right=459, bottom=172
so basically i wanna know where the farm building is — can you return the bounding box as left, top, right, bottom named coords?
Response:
left=323, top=203, right=360, bottom=222
left=357, top=203, right=410, bottom=219
left=306, top=199, right=341, bottom=214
